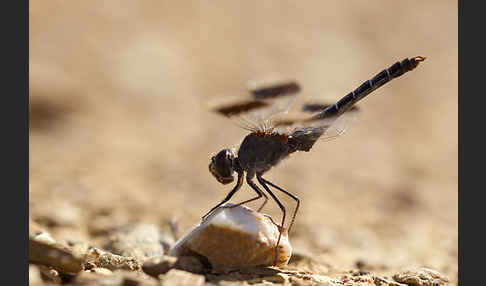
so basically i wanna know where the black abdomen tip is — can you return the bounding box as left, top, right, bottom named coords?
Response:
left=408, top=56, right=426, bottom=70
left=413, top=56, right=427, bottom=62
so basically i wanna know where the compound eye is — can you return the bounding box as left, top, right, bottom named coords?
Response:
left=209, top=149, right=235, bottom=185
left=215, top=149, right=234, bottom=163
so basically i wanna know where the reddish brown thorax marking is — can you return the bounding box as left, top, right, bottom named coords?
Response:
left=250, top=131, right=289, bottom=143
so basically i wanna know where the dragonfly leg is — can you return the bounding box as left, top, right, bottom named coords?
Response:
left=263, top=213, right=278, bottom=226
left=256, top=174, right=287, bottom=266
left=229, top=176, right=269, bottom=212
left=259, top=176, right=300, bottom=234
left=202, top=170, right=244, bottom=221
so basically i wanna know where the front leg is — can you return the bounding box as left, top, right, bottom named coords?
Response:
left=229, top=175, right=269, bottom=212
left=202, top=170, right=244, bottom=221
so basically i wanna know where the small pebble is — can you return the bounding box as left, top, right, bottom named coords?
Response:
left=393, top=267, right=449, bottom=286
left=88, top=248, right=142, bottom=271
left=29, top=238, right=84, bottom=274
left=142, top=255, right=178, bottom=278
left=160, top=269, right=205, bottom=286
left=169, top=204, right=292, bottom=272
left=32, top=232, right=56, bottom=245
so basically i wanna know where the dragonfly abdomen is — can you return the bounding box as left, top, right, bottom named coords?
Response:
left=314, top=56, right=426, bottom=119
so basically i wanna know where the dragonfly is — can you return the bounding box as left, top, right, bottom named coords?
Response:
left=204, top=56, right=426, bottom=264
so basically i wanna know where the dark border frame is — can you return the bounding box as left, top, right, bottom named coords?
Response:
left=4, top=0, right=29, bottom=284
left=458, top=1, right=481, bottom=285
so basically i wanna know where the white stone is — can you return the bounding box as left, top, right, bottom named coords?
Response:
left=169, top=204, right=292, bottom=272
left=32, top=232, right=56, bottom=245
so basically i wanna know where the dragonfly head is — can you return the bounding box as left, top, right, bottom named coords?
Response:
left=209, top=149, right=235, bottom=185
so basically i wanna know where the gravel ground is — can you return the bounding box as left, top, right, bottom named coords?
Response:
left=29, top=1, right=457, bottom=285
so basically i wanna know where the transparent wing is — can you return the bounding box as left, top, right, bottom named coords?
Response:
left=273, top=105, right=360, bottom=152
left=207, top=79, right=301, bottom=132
left=309, top=107, right=360, bottom=142
left=273, top=102, right=360, bottom=140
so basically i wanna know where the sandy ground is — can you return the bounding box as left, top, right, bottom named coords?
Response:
left=29, top=1, right=457, bottom=285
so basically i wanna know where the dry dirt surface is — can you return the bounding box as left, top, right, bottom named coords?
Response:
left=29, top=1, right=457, bottom=285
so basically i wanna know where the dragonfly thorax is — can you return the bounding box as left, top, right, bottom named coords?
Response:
left=237, top=131, right=292, bottom=175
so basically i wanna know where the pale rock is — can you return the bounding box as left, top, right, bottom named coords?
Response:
left=142, top=255, right=178, bottom=277
left=32, top=232, right=56, bottom=245
left=29, top=238, right=84, bottom=274
left=393, top=267, right=449, bottom=286
left=87, top=247, right=141, bottom=271
left=169, top=204, right=292, bottom=272
left=160, top=269, right=205, bottom=286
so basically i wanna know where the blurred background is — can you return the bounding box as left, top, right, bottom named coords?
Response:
left=29, top=0, right=457, bottom=283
